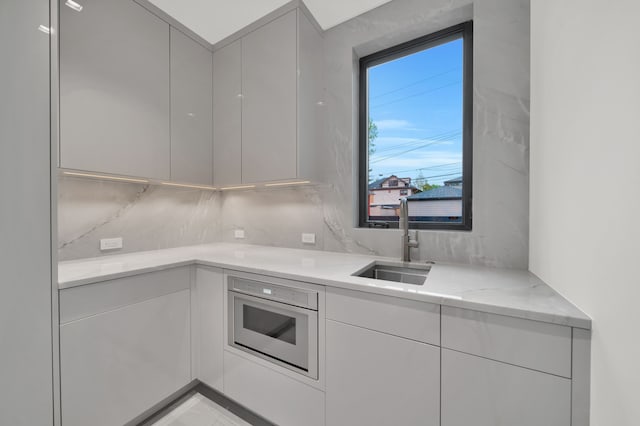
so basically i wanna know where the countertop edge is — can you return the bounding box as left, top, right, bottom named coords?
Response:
left=58, top=251, right=592, bottom=330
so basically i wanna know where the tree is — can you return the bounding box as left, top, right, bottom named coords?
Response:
left=414, top=172, right=439, bottom=192
left=368, top=119, right=378, bottom=182
left=421, top=181, right=440, bottom=191
left=368, top=119, right=378, bottom=156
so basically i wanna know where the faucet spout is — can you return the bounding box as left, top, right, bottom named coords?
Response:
left=399, top=198, right=419, bottom=262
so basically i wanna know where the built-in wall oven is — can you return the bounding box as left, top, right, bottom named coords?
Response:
left=227, top=274, right=319, bottom=379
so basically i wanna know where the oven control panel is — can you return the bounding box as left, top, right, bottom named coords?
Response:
left=228, top=277, right=318, bottom=311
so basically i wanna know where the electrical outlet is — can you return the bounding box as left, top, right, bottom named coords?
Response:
left=234, top=229, right=245, bottom=239
left=301, top=233, right=316, bottom=245
left=100, top=237, right=123, bottom=251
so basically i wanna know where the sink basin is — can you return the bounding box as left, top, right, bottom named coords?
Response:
left=354, top=261, right=432, bottom=285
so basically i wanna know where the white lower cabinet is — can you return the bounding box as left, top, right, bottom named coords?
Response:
left=223, top=351, right=325, bottom=426
left=326, top=319, right=440, bottom=426
left=441, top=349, right=571, bottom=426
left=193, top=266, right=224, bottom=391
left=60, top=289, right=191, bottom=426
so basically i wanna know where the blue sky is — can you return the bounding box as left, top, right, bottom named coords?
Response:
left=368, top=37, right=464, bottom=186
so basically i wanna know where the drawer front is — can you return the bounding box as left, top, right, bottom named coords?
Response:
left=60, top=266, right=191, bottom=324
left=223, top=351, right=324, bottom=426
left=442, top=349, right=571, bottom=426
left=441, top=306, right=571, bottom=377
left=326, top=287, right=440, bottom=345
left=60, top=290, right=191, bottom=426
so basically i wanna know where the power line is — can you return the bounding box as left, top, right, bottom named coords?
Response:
left=370, top=80, right=462, bottom=109
left=371, top=129, right=461, bottom=154
left=371, top=140, right=442, bottom=164
left=390, top=171, right=462, bottom=181
left=370, top=131, right=461, bottom=164
left=370, top=67, right=460, bottom=100
left=376, top=162, right=462, bottom=176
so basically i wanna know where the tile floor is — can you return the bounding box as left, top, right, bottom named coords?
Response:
left=152, top=393, right=252, bottom=426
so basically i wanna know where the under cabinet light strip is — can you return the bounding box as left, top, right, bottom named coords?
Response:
left=62, top=171, right=149, bottom=183
left=264, top=180, right=311, bottom=187
left=220, top=185, right=256, bottom=190
left=65, top=0, right=83, bottom=12
left=160, top=182, right=216, bottom=190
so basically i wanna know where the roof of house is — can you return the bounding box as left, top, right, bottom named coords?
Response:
left=368, top=175, right=416, bottom=190
left=406, top=186, right=462, bottom=200
left=444, top=176, right=463, bottom=185
left=368, top=177, right=387, bottom=189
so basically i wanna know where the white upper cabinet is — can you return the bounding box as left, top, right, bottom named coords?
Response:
left=241, top=10, right=298, bottom=183
left=213, top=40, right=242, bottom=186
left=213, top=8, right=324, bottom=185
left=60, top=0, right=171, bottom=180
left=170, top=28, right=213, bottom=185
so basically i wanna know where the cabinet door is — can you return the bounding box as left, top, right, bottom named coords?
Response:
left=241, top=10, right=297, bottom=183
left=213, top=40, right=242, bottom=186
left=194, top=267, right=224, bottom=391
left=60, top=0, right=170, bottom=179
left=442, top=349, right=571, bottom=426
left=60, top=290, right=191, bottom=426
left=0, top=1, right=54, bottom=424
left=326, top=320, right=440, bottom=426
left=170, top=28, right=213, bottom=185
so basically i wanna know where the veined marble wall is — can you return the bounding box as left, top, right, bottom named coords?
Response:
left=58, top=176, right=221, bottom=261
left=59, top=0, right=530, bottom=268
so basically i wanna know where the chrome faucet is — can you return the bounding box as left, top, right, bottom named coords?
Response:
left=399, top=198, right=419, bottom=262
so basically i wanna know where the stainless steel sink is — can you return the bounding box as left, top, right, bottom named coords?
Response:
left=354, top=261, right=432, bottom=285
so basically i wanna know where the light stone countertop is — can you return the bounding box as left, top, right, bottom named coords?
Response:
left=58, top=243, right=591, bottom=329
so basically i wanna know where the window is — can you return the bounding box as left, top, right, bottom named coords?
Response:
left=359, top=22, right=473, bottom=230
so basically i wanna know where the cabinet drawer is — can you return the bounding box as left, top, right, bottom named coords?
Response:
left=60, top=266, right=190, bottom=324
left=326, top=320, right=440, bottom=426
left=442, top=349, right=570, bottom=426
left=441, top=306, right=571, bottom=377
left=223, top=351, right=324, bottom=426
left=326, top=287, right=439, bottom=345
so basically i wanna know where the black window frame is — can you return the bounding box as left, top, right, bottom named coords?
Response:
left=358, top=21, right=473, bottom=231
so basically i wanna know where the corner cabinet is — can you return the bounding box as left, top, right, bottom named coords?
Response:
left=213, top=8, right=324, bottom=185
left=170, top=28, right=213, bottom=185
left=212, top=40, right=242, bottom=186
left=59, top=0, right=171, bottom=179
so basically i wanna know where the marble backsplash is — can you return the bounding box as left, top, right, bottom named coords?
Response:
left=58, top=0, right=530, bottom=268
left=58, top=176, right=222, bottom=261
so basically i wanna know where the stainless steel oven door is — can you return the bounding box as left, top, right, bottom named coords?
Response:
left=229, top=291, right=318, bottom=379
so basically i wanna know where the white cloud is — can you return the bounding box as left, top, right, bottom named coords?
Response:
left=374, top=119, right=411, bottom=130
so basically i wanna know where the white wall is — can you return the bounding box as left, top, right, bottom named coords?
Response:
left=0, top=0, right=55, bottom=424
left=530, top=1, right=640, bottom=424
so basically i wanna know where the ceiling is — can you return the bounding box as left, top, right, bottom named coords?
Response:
left=147, top=0, right=393, bottom=45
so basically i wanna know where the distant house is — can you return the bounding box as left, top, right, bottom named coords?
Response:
left=443, top=176, right=463, bottom=187
left=368, top=175, right=419, bottom=219
left=406, top=185, right=462, bottom=221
